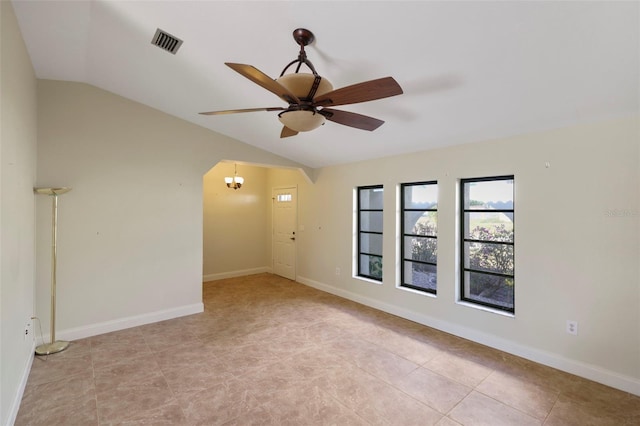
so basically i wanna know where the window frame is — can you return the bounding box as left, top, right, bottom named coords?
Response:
left=357, top=185, right=384, bottom=282
left=400, top=181, right=438, bottom=295
left=460, top=175, right=515, bottom=313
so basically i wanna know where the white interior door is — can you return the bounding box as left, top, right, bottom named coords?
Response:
left=272, top=187, right=297, bottom=280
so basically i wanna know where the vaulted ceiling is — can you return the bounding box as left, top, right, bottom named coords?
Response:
left=12, top=1, right=639, bottom=168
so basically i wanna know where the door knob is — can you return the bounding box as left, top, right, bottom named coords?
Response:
left=290, top=237, right=296, bottom=241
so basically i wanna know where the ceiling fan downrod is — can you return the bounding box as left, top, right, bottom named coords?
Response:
left=280, top=28, right=319, bottom=77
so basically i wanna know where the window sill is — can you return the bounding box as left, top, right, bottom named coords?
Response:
left=354, top=275, right=383, bottom=285
left=397, top=285, right=437, bottom=298
left=456, top=300, right=515, bottom=318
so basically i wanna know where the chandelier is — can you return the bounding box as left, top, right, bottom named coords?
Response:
left=224, top=164, right=244, bottom=190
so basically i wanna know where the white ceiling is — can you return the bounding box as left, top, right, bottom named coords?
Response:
left=12, top=1, right=639, bottom=169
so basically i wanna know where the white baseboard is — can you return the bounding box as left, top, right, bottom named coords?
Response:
left=297, top=276, right=640, bottom=397
left=6, top=342, right=35, bottom=426
left=203, top=267, right=271, bottom=282
left=46, top=303, right=204, bottom=342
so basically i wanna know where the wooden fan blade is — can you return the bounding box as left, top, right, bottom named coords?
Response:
left=319, top=108, right=385, bottom=131
left=313, top=77, right=403, bottom=107
left=226, top=63, right=301, bottom=104
left=199, top=107, right=285, bottom=115
left=280, top=126, right=299, bottom=138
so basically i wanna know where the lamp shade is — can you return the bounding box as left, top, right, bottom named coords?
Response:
left=278, top=110, right=325, bottom=132
left=276, top=73, right=333, bottom=99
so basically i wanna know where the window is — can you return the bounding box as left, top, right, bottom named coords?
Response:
left=400, top=182, right=438, bottom=294
left=357, top=185, right=383, bottom=281
left=276, top=193, right=292, bottom=202
left=460, top=176, right=515, bottom=313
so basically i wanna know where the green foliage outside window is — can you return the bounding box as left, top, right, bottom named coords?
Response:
left=369, top=256, right=382, bottom=279
left=468, top=224, right=514, bottom=306
left=411, top=221, right=437, bottom=272
left=469, top=224, right=514, bottom=278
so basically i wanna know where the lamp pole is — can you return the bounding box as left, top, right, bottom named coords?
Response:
left=34, top=187, right=71, bottom=355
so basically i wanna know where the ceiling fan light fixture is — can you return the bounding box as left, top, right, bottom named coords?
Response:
left=278, top=110, right=325, bottom=132
left=276, top=73, right=333, bottom=99
left=276, top=73, right=332, bottom=132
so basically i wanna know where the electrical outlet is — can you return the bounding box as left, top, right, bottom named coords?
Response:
left=24, top=320, right=32, bottom=341
left=335, top=267, right=340, bottom=276
left=566, top=320, right=578, bottom=336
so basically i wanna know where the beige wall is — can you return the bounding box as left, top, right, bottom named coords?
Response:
left=208, top=140, right=639, bottom=393
left=35, top=80, right=308, bottom=339
left=293, top=116, right=639, bottom=393
left=0, top=1, right=38, bottom=424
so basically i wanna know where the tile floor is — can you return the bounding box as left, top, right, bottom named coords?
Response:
left=16, top=273, right=640, bottom=425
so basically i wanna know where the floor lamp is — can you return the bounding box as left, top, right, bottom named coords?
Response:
left=34, top=187, right=71, bottom=355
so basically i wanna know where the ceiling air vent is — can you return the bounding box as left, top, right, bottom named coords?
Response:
left=151, top=28, right=183, bottom=54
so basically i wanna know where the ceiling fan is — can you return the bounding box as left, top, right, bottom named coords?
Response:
left=199, top=28, right=403, bottom=138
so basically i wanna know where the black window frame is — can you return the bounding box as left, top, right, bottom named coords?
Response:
left=357, top=185, right=384, bottom=281
left=400, top=181, right=438, bottom=294
left=460, top=175, right=515, bottom=313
